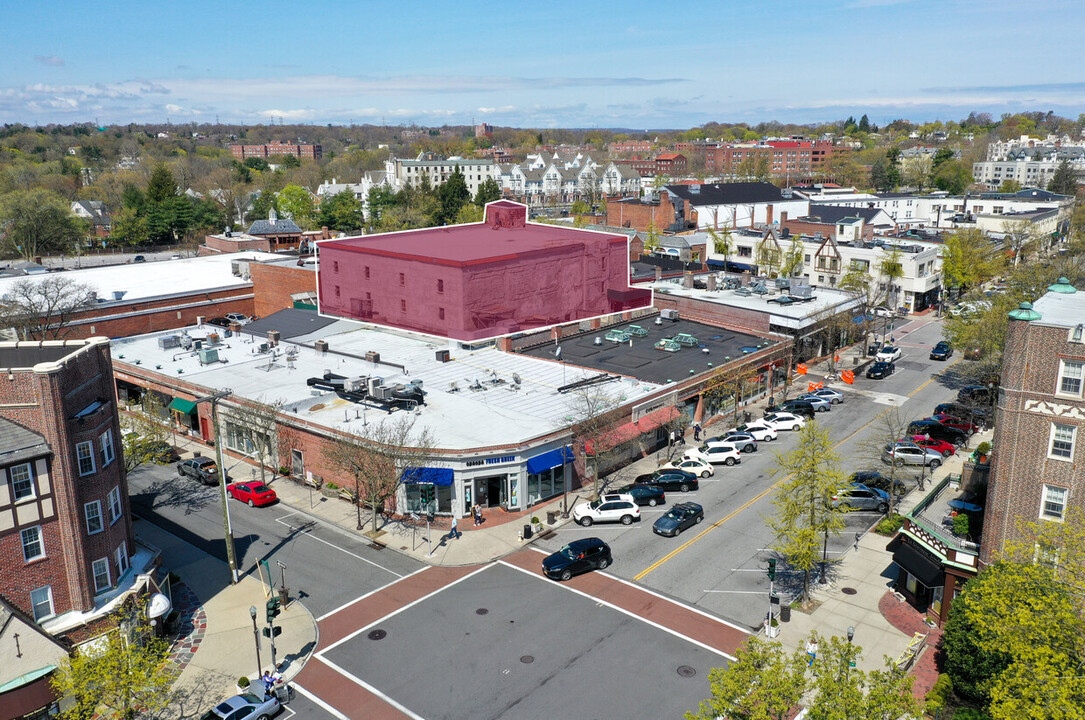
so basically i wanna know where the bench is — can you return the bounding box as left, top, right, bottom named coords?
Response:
left=895, top=631, right=928, bottom=671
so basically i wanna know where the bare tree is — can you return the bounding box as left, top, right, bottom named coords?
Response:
left=0, top=275, right=96, bottom=340
left=222, top=397, right=285, bottom=487
left=566, top=386, right=625, bottom=499
left=323, top=414, right=438, bottom=532
left=121, top=393, right=173, bottom=473
left=704, top=359, right=762, bottom=428
left=855, top=408, right=914, bottom=517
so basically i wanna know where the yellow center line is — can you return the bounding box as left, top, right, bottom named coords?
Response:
left=633, top=354, right=961, bottom=581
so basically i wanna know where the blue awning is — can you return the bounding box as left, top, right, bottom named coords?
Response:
left=526, top=446, right=574, bottom=475
left=401, top=467, right=454, bottom=486
left=852, top=314, right=869, bottom=324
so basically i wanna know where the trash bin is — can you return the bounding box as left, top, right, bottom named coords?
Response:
left=278, top=587, right=289, bottom=606
left=546, top=511, right=558, bottom=525
left=523, top=524, right=533, bottom=540
left=743, top=411, right=752, bottom=424
left=274, top=683, right=291, bottom=703
left=780, top=605, right=791, bottom=623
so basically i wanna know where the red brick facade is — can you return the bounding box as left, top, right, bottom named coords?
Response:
left=0, top=339, right=133, bottom=632
left=250, top=262, right=318, bottom=318
left=604, top=193, right=697, bottom=233
left=230, top=142, right=321, bottom=160
left=706, top=140, right=837, bottom=182
left=58, top=288, right=256, bottom=340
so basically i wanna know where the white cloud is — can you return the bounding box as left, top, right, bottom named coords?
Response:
left=34, top=55, right=64, bottom=67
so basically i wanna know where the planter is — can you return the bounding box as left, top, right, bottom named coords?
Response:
left=765, top=619, right=780, bottom=638
left=320, top=485, right=339, bottom=499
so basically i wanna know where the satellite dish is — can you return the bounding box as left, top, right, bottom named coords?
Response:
left=147, top=592, right=172, bottom=619
left=554, top=346, right=562, bottom=359
left=512, top=373, right=521, bottom=385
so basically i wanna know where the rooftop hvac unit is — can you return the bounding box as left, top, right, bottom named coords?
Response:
left=344, top=376, right=368, bottom=393
left=158, top=335, right=181, bottom=350
left=368, top=377, right=383, bottom=396
left=365, top=351, right=381, bottom=363
left=258, top=343, right=269, bottom=353
left=198, top=348, right=219, bottom=364
left=314, top=340, right=329, bottom=353
left=435, top=349, right=450, bottom=363
left=660, top=309, right=680, bottom=321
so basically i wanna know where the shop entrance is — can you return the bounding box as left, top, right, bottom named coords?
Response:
left=474, top=476, right=506, bottom=509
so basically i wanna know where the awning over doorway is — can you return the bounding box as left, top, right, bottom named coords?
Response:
left=584, top=405, right=681, bottom=455
left=401, top=467, right=454, bottom=486
left=888, top=536, right=944, bottom=588
left=526, top=446, right=574, bottom=475
left=168, top=397, right=197, bottom=414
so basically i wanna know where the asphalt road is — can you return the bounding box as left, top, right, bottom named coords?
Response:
left=536, top=316, right=971, bottom=629
left=126, top=464, right=424, bottom=619
left=40, top=250, right=194, bottom=270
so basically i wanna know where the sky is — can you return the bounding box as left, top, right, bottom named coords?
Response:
left=2, top=0, right=1083, bottom=130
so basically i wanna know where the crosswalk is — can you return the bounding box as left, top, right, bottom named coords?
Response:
left=846, top=388, right=911, bottom=406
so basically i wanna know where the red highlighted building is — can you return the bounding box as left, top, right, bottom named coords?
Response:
left=316, top=201, right=652, bottom=341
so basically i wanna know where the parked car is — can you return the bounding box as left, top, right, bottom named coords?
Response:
left=652, top=502, right=705, bottom=537
left=934, top=402, right=992, bottom=427
left=929, top=341, right=953, bottom=361
left=227, top=481, right=278, bottom=507
left=614, top=484, right=667, bottom=507
left=658, top=457, right=715, bottom=478
left=866, top=361, right=896, bottom=379
left=882, top=443, right=944, bottom=468
left=634, top=470, right=700, bottom=492
left=774, top=399, right=816, bottom=418
left=907, top=420, right=968, bottom=446
left=793, top=395, right=832, bottom=413
left=872, top=306, right=895, bottom=318
left=178, top=457, right=228, bottom=485
left=225, top=312, right=251, bottom=325
left=958, top=385, right=996, bottom=405
left=851, top=470, right=907, bottom=497
left=200, top=693, right=279, bottom=720
left=875, top=346, right=902, bottom=363
left=684, top=443, right=741, bottom=466
left=132, top=255, right=146, bottom=263
left=909, top=435, right=956, bottom=457
left=830, top=482, right=890, bottom=513
left=573, top=494, right=640, bottom=526
left=720, top=432, right=758, bottom=453
left=760, top=412, right=806, bottom=431
left=207, top=317, right=232, bottom=328
left=723, top=422, right=779, bottom=441
left=927, top=413, right=980, bottom=434
left=806, top=387, right=845, bottom=405
left=542, top=538, right=612, bottom=581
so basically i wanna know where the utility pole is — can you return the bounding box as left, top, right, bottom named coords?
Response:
left=195, top=389, right=238, bottom=584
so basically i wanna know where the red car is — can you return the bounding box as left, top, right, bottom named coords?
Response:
left=928, top=413, right=980, bottom=434
left=227, top=481, right=278, bottom=507
left=910, top=434, right=956, bottom=457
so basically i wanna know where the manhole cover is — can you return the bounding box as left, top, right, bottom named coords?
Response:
left=367, top=629, right=387, bottom=640
left=520, top=655, right=534, bottom=664
left=476, top=608, right=489, bottom=615
left=677, top=665, right=697, bottom=677
left=841, top=587, right=858, bottom=595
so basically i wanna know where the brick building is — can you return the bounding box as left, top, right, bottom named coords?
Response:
left=608, top=140, right=652, bottom=154
left=249, top=258, right=318, bottom=318
left=655, top=153, right=688, bottom=175
left=604, top=192, right=697, bottom=234
left=0, top=338, right=140, bottom=640
left=706, top=140, right=837, bottom=183
left=230, top=142, right=321, bottom=160
left=982, top=279, right=1085, bottom=564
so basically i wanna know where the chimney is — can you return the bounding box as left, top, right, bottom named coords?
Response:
left=229, top=322, right=241, bottom=334
left=766, top=205, right=774, bottom=226
left=683, top=271, right=694, bottom=288
left=267, top=330, right=280, bottom=346
left=781, top=211, right=788, bottom=226
left=314, top=340, right=328, bottom=354
left=654, top=266, right=663, bottom=282
left=196, top=316, right=205, bottom=327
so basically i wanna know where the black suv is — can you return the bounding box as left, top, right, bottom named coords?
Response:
left=958, top=385, right=996, bottom=405
left=934, top=402, right=992, bottom=428
left=851, top=470, right=907, bottom=497
left=777, top=399, right=816, bottom=418
left=866, top=361, right=895, bottom=379
left=615, top=484, right=667, bottom=507
left=633, top=470, right=699, bottom=493
left=907, top=420, right=968, bottom=446
left=930, top=341, right=953, bottom=361
left=542, top=538, right=612, bottom=581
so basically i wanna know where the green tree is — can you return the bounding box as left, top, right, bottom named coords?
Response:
left=767, top=422, right=849, bottom=607
left=642, top=221, right=661, bottom=254
left=111, top=205, right=148, bottom=246
left=51, top=625, right=173, bottom=720
left=932, top=160, right=973, bottom=194
left=280, top=153, right=301, bottom=169
left=474, top=177, right=501, bottom=206
left=941, top=228, right=1005, bottom=299
left=249, top=190, right=277, bottom=223
left=243, top=157, right=270, bottom=172
left=685, top=636, right=807, bottom=720
left=756, top=235, right=782, bottom=277
left=858, top=114, right=871, bottom=132
left=876, top=246, right=905, bottom=311
left=0, top=188, right=87, bottom=260
left=277, top=184, right=315, bottom=227
left=144, top=163, right=178, bottom=203
left=319, top=190, right=364, bottom=232
left=1047, top=159, right=1078, bottom=195
left=932, top=148, right=955, bottom=169
left=807, top=633, right=921, bottom=720
left=454, top=203, right=483, bottom=224
left=781, top=235, right=805, bottom=278
left=436, top=167, right=470, bottom=225
left=707, top=227, right=733, bottom=271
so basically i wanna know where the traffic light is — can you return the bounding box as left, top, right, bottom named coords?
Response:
left=266, top=597, right=281, bottom=623
left=419, top=484, right=435, bottom=505
left=767, top=558, right=777, bottom=581
left=262, top=626, right=283, bottom=638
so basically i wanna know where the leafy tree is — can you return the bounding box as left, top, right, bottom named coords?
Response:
left=0, top=188, right=87, bottom=260
left=858, top=114, right=871, bottom=132
left=767, top=421, right=849, bottom=607
left=756, top=234, right=782, bottom=277
left=932, top=148, right=955, bottom=169
left=474, top=177, right=501, bottom=206
left=243, top=157, right=270, bottom=172
left=876, top=246, right=905, bottom=311
left=933, top=160, right=973, bottom=194
left=121, top=395, right=174, bottom=473
left=685, top=636, right=807, bottom=720
left=51, top=624, right=173, bottom=720
left=1002, top=219, right=1043, bottom=267
left=1047, top=159, right=1078, bottom=195
left=111, top=205, right=148, bottom=246
left=277, top=184, right=315, bottom=227
left=870, top=158, right=893, bottom=192
left=781, top=235, right=805, bottom=278
left=998, top=179, right=1022, bottom=193
left=0, top=275, right=96, bottom=340
left=642, top=221, right=661, bottom=254
left=807, top=633, right=921, bottom=720
left=569, top=199, right=590, bottom=215
left=144, top=163, right=178, bottom=203
left=941, top=228, right=1005, bottom=299
left=366, top=185, right=398, bottom=225
left=249, top=190, right=277, bottom=223
left=454, top=203, right=483, bottom=224
left=279, top=153, right=301, bottom=169
left=319, top=190, right=364, bottom=232
left=707, top=227, right=733, bottom=271
left=436, top=167, right=470, bottom=225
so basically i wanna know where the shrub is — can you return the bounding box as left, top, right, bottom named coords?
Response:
left=975, top=441, right=991, bottom=455
left=951, top=709, right=993, bottom=720
left=326, top=481, right=338, bottom=490
left=237, top=676, right=250, bottom=688
left=952, top=513, right=970, bottom=537
left=874, top=513, right=905, bottom=536
left=925, top=673, right=953, bottom=716
left=278, top=465, right=291, bottom=476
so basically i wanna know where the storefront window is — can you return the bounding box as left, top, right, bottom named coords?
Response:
left=526, top=464, right=565, bottom=505
left=404, top=484, right=453, bottom=514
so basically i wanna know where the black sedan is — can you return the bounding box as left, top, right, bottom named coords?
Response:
left=634, top=470, right=699, bottom=493
left=776, top=400, right=816, bottom=418
left=934, top=402, right=991, bottom=428
left=542, top=538, right=612, bottom=581
left=652, top=502, right=704, bottom=537
left=929, top=341, right=953, bottom=361
left=615, top=484, right=667, bottom=507
left=907, top=420, right=968, bottom=446
left=866, top=360, right=896, bottom=379
left=851, top=470, right=907, bottom=497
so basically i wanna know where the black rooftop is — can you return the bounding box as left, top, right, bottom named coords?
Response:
left=803, top=205, right=888, bottom=225
left=665, top=182, right=788, bottom=206
left=241, top=308, right=339, bottom=341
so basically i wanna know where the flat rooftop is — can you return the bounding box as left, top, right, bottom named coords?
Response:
left=109, top=314, right=663, bottom=451
left=519, top=318, right=778, bottom=385
left=0, top=251, right=284, bottom=304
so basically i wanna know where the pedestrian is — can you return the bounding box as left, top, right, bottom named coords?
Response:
left=450, top=513, right=461, bottom=540
left=693, top=423, right=702, bottom=442
left=806, top=638, right=818, bottom=667
left=473, top=504, right=482, bottom=526
left=261, top=670, right=275, bottom=697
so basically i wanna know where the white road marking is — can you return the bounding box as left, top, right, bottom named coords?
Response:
left=315, top=657, right=426, bottom=720
left=848, top=388, right=911, bottom=406
left=274, top=513, right=404, bottom=578
left=290, top=681, right=352, bottom=720
left=499, top=559, right=738, bottom=661
left=316, top=566, right=430, bottom=622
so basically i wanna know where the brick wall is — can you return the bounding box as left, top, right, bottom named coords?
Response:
left=58, top=289, right=255, bottom=339
left=201, top=235, right=270, bottom=254
left=250, top=263, right=317, bottom=318
left=605, top=193, right=695, bottom=233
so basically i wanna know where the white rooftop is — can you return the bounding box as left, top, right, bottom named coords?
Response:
left=0, top=252, right=284, bottom=304
left=645, top=278, right=861, bottom=330
left=1032, top=286, right=1085, bottom=328
left=110, top=321, right=663, bottom=451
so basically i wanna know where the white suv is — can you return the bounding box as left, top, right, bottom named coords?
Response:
left=573, top=494, right=640, bottom=527
left=684, top=443, right=742, bottom=466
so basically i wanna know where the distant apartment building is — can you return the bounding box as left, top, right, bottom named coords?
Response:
left=0, top=338, right=139, bottom=641
left=982, top=279, right=1085, bottom=564
left=230, top=141, right=322, bottom=161
left=384, top=153, right=501, bottom=197
left=705, top=140, right=836, bottom=182
left=608, top=140, right=652, bottom=154
left=474, top=123, right=494, bottom=139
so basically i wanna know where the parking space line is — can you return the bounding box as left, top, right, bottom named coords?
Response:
left=316, top=566, right=430, bottom=622
left=274, top=514, right=405, bottom=578
left=498, top=560, right=738, bottom=661
left=290, top=684, right=350, bottom=720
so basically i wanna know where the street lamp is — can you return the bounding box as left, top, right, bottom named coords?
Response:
left=249, top=605, right=262, bottom=675
left=847, top=625, right=855, bottom=643
left=194, top=389, right=238, bottom=584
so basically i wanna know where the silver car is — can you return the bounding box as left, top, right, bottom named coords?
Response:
left=881, top=443, right=943, bottom=468
left=201, top=693, right=280, bottom=720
